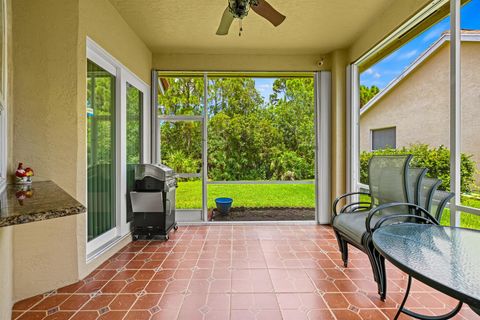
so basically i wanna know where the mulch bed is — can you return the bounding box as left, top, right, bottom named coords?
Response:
left=209, top=206, right=315, bottom=221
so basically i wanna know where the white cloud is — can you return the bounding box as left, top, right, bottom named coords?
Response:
left=363, top=68, right=381, bottom=78
left=398, top=49, right=418, bottom=60
left=364, top=68, right=374, bottom=75
left=257, top=83, right=272, bottom=93
left=422, top=24, right=446, bottom=42
left=382, top=51, right=398, bottom=62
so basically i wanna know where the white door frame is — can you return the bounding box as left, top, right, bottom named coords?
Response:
left=86, top=38, right=150, bottom=256
left=315, top=71, right=332, bottom=224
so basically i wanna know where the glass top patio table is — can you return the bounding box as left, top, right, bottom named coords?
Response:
left=372, top=223, right=480, bottom=319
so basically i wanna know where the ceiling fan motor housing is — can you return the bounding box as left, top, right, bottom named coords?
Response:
left=228, top=0, right=259, bottom=19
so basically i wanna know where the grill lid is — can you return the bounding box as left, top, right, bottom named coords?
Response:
left=135, top=164, right=175, bottom=181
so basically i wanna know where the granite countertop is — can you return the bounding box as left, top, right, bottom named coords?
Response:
left=0, top=181, right=86, bottom=227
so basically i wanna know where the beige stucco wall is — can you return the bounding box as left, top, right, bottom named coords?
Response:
left=0, top=226, right=13, bottom=319
left=360, top=43, right=450, bottom=152
left=330, top=50, right=348, bottom=206
left=153, top=53, right=330, bottom=72
left=9, top=0, right=152, bottom=306
left=12, top=0, right=80, bottom=197
left=360, top=42, right=480, bottom=178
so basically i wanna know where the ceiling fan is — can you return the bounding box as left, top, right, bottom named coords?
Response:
left=216, top=0, right=286, bottom=36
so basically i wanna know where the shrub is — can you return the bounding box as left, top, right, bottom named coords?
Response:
left=269, top=150, right=313, bottom=180
left=360, top=144, right=476, bottom=193
left=164, top=150, right=200, bottom=180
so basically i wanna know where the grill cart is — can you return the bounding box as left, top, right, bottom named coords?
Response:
left=130, top=164, right=178, bottom=240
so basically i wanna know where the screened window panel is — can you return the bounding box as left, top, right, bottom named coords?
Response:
left=372, top=127, right=396, bottom=150
left=126, top=83, right=143, bottom=223
left=87, top=60, right=116, bottom=241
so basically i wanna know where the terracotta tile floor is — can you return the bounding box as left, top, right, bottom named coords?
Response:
left=12, top=225, right=478, bottom=320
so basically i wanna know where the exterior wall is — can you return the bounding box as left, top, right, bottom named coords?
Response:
left=152, top=53, right=330, bottom=72
left=79, top=0, right=152, bottom=85
left=360, top=42, right=480, bottom=178
left=12, top=0, right=80, bottom=198
left=0, top=226, right=13, bottom=320
left=10, top=0, right=152, bottom=303
left=360, top=43, right=450, bottom=152
left=330, top=50, right=348, bottom=206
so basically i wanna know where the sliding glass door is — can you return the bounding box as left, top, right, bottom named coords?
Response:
left=87, top=60, right=116, bottom=241
left=86, top=38, right=151, bottom=256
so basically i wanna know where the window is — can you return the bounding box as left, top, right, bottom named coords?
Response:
left=371, top=127, right=396, bottom=150
left=0, top=0, right=7, bottom=192
left=349, top=1, right=480, bottom=230
left=87, top=60, right=116, bottom=242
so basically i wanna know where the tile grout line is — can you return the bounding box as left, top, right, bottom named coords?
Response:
left=174, top=225, right=209, bottom=320
left=93, top=239, right=149, bottom=320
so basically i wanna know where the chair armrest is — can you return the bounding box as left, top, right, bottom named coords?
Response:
left=373, top=214, right=436, bottom=231
left=340, top=202, right=372, bottom=213
left=332, top=192, right=371, bottom=217
left=365, top=202, right=439, bottom=233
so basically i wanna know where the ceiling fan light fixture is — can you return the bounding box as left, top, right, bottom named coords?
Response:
left=228, top=0, right=252, bottom=19
left=217, top=0, right=285, bottom=36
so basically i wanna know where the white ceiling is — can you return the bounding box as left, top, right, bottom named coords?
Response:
left=109, top=0, right=396, bottom=55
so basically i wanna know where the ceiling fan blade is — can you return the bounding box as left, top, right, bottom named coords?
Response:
left=216, top=6, right=235, bottom=35
left=251, top=0, right=286, bottom=27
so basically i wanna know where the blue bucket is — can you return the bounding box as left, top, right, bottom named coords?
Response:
left=215, top=197, right=233, bottom=215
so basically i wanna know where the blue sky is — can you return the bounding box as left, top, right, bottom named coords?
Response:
left=255, top=78, right=277, bottom=101
left=361, top=0, right=480, bottom=89
left=254, top=1, right=480, bottom=100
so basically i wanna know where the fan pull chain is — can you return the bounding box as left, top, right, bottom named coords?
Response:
left=239, top=19, right=243, bottom=36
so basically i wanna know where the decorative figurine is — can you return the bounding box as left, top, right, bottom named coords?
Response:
left=15, top=162, right=34, bottom=184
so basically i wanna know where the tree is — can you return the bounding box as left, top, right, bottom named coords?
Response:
left=157, top=76, right=317, bottom=181
left=360, top=85, right=380, bottom=107
left=268, top=78, right=315, bottom=176
left=158, top=77, right=204, bottom=115
left=208, top=78, right=264, bottom=116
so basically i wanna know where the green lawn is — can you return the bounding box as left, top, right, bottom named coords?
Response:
left=176, top=180, right=480, bottom=230
left=176, top=180, right=315, bottom=209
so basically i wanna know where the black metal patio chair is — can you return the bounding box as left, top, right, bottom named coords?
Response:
left=429, top=189, right=455, bottom=222
left=332, top=155, right=454, bottom=301
left=332, top=155, right=413, bottom=300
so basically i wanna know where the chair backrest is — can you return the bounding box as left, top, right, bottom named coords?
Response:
left=368, top=155, right=412, bottom=206
left=430, top=190, right=454, bottom=221
left=407, top=167, right=428, bottom=205
left=418, top=177, right=442, bottom=211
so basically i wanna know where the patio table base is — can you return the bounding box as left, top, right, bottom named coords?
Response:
left=395, top=276, right=464, bottom=320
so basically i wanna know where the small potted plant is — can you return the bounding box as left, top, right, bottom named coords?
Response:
left=15, top=163, right=34, bottom=184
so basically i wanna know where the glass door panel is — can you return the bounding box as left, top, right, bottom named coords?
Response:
left=126, top=83, right=143, bottom=222
left=87, top=60, right=116, bottom=241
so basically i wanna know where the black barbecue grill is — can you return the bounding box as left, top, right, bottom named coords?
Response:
left=130, top=164, right=178, bottom=240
